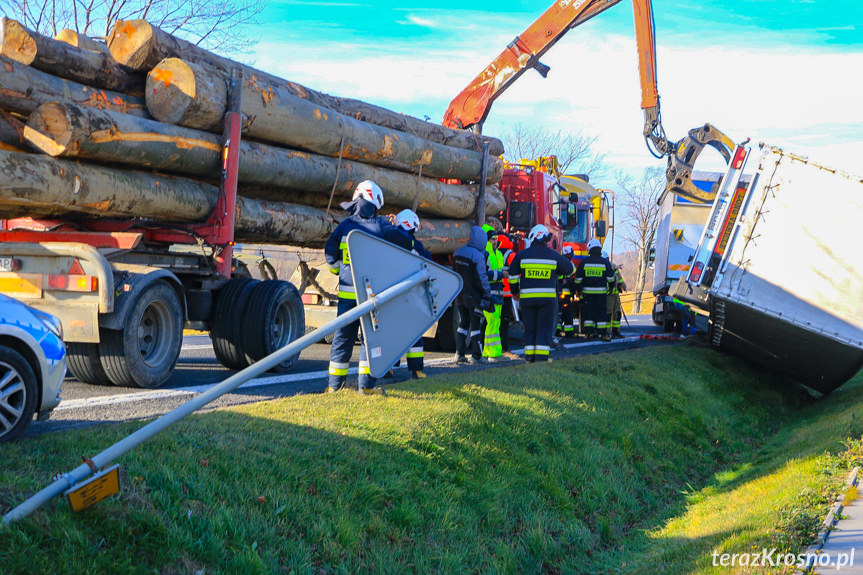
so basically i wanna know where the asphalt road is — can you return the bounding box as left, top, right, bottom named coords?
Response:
left=24, top=314, right=668, bottom=438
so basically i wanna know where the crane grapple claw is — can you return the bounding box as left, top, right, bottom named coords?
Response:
left=666, top=123, right=736, bottom=203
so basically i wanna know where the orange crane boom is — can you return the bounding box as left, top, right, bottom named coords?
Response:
left=442, top=0, right=621, bottom=134
left=443, top=0, right=736, bottom=202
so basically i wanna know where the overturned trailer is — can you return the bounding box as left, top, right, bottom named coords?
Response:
left=672, top=144, right=863, bottom=394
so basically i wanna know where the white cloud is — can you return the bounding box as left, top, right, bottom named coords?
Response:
left=253, top=30, right=863, bottom=181
left=401, top=15, right=438, bottom=29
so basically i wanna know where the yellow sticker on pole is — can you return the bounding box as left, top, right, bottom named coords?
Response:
left=65, top=464, right=120, bottom=513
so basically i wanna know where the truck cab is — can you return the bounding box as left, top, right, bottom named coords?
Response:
left=558, top=174, right=608, bottom=266
left=497, top=163, right=566, bottom=250
left=498, top=156, right=610, bottom=257
left=650, top=172, right=717, bottom=330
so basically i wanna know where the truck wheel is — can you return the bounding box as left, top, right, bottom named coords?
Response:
left=67, top=343, right=112, bottom=386
left=0, top=346, right=37, bottom=442
left=434, top=305, right=458, bottom=352
left=241, top=281, right=304, bottom=372
left=210, top=278, right=259, bottom=370
left=99, top=281, right=183, bottom=388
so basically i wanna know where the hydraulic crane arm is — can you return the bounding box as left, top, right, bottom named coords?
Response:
left=633, top=0, right=735, bottom=202
left=442, top=0, right=621, bottom=133
left=443, top=0, right=735, bottom=202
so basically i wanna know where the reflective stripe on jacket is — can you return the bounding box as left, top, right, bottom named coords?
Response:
left=508, top=243, right=575, bottom=299
left=574, top=253, right=615, bottom=296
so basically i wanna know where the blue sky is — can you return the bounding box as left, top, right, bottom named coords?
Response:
left=249, top=0, right=863, bottom=179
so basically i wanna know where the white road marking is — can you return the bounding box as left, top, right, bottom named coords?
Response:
left=57, top=336, right=647, bottom=411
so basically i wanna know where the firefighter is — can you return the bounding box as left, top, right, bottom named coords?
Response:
left=395, top=209, right=432, bottom=379
left=558, top=245, right=578, bottom=338
left=508, top=224, right=575, bottom=362
left=324, top=180, right=411, bottom=395
left=453, top=226, right=493, bottom=363
left=481, top=224, right=505, bottom=361
left=606, top=257, right=627, bottom=338
left=574, top=238, right=615, bottom=341
left=497, top=233, right=519, bottom=359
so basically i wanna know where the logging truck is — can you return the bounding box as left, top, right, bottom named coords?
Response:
left=0, top=16, right=512, bottom=388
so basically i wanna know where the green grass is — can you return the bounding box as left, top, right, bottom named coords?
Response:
left=1, top=346, right=861, bottom=574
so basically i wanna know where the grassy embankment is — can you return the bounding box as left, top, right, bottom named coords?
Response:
left=1, top=346, right=861, bottom=574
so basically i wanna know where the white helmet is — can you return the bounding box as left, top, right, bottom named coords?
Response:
left=396, top=209, right=420, bottom=231
left=528, top=224, right=550, bottom=243
left=587, top=238, right=601, bottom=250
left=562, top=245, right=574, bottom=258
left=352, top=180, right=384, bottom=210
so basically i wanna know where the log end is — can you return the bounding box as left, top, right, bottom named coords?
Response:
left=24, top=102, right=74, bottom=156
left=108, top=19, right=153, bottom=70
left=146, top=58, right=198, bottom=126
left=0, top=18, right=37, bottom=66
left=56, top=28, right=110, bottom=56
left=54, top=29, right=79, bottom=47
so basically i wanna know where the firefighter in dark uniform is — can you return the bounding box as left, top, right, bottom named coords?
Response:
left=395, top=209, right=432, bottom=379
left=325, top=180, right=411, bottom=394
left=508, top=224, right=575, bottom=362
left=453, top=226, right=493, bottom=363
left=558, top=245, right=578, bottom=338
left=574, top=238, right=615, bottom=341
left=604, top=253, right=627, bottom=338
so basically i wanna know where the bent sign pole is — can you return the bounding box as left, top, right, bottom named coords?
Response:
left=3, top=231, right=461, bottom=525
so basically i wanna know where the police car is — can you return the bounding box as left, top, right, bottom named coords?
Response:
left=0, top=294, right=66, bottom=442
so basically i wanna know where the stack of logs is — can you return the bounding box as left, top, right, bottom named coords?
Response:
left=0, top=18, right=507, bottom=253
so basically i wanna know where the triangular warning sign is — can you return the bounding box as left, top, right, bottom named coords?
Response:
left=68, top=258, right=85, bottom=275
left=347, top=230, right=462, bottom=378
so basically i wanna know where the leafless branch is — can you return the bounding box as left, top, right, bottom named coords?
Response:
left=615, top=166, right=664, bottom=312
left=500, top=123, right=609, bottom=180
left=0, top=0, right=265, bottom=55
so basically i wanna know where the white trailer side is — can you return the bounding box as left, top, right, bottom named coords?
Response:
left=674, top=145, right=863, bottom=393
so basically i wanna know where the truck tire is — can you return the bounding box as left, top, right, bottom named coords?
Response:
left=241, top=280, right=304, bottom=372
left=0, top=346, right=37, bottom=442
left=99, top=281, right=183, bottom=388
left=434, top=305, right=458, bottom=352
left=210, top=278, right=258, bottom=370
left=67, top=342, right=112, bottom=386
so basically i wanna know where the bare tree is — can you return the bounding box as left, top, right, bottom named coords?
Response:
left=616, top=166, right=663, bottom=313
left=0, top=0, right=265, bottom=54
left=501, top=123, right=608, bottom=179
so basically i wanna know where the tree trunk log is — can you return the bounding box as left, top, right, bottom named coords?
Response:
left=146, top=58, right=503, bottom=183
left=0, top=55, right=147, bottom=116
left=414, top=218, right=473, bottom=255
left=0, top=149, right=213, bottom=220
left=0, top=110, right=27, bottom=151
left=25, top=102, right=505, bottom=218
left=55, top=29, right=110, bottom=56
left=108, top=19, right=504, bottom=156
left=0, top=149, right=468, bottom=251
left=0, top=18, right=143, bottom=93
left=284, top=89, right=505, bottom=157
